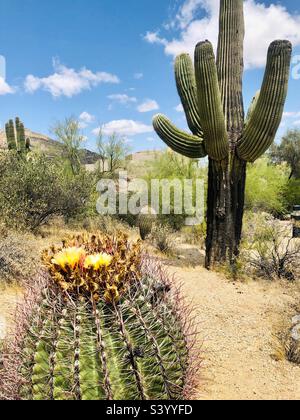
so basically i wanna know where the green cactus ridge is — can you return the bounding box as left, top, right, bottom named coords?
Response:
left=175, top=54, right=203, bottom=138
left=1, top=268, right=194, bottom=401
left=153, top=115, right=206, bottom=159
left=194, top=41, right=228, bottom=161
left=153, top=0, right=292, bottom=164
left=237, top=40, right=292, bottom=162
left=5, top=117, right=30, bottom=154
left=5, top=120, right=17, bottom=151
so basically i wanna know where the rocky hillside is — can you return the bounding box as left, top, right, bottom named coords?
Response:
left=0, top=128, right=100, bottom=165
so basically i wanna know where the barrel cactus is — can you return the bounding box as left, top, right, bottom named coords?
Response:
left=153, top=0, right=292, bottom=268
left=138, top=206, right=157, bottom=240
left=5, top=117, right=30, bottom=154
left=0, top=233, right=198, bottom=400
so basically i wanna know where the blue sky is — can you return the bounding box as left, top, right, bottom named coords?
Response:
left=0, top=0, right=300, bottom=153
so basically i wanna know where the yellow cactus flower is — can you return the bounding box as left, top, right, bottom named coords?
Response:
left=51, top=247, right=85, bottom=270
left=84, top=253, right=113, bottom=270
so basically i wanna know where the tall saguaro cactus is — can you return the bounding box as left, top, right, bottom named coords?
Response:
left=153, top=0, right=292, bottom=268
left=5, top=117, right=30, bottom=154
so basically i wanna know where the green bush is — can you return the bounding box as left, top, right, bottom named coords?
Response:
left=0, top=152, right=95, bottom=231
left=284, top=179, right=300, bottom=211
left=245, top=158, right=289, bottom=216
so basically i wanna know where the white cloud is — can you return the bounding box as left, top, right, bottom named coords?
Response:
left=145, top=0, right=300, bottom=70
left=137, top=99, right=159, bottom=113
left=78, top=122, right=87, bottom=129
left=93, top=120, right=153, bottom=137
left=134, top=73, right=144, bottom=80
left=79, top=111, right=95, bottom=124
left=0, top=77, right=15, bottom=95
left=293, top=120, right=300, bottom=126
left=175, top=104, right=184, bottom=112
left=107, top=94, right=137, bottom=104
left=147, top=136, right=156, bottom=142
left=144, top=31, right=168, bottom=46
left=175, top=0, right=209, bottom=29
left=24, top=58, right=120, bottom=98
left=283, top=111, right=300, bottom=118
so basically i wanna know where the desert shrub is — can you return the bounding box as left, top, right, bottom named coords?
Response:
left=242, top=216, right=300, bottom=281
left=0, top=152, right=95, bottom=231
left=284, top=179, right=300, bottom=211
left=181, top=223, right=207, bottom=249
left=276, top=318, right=300, bottom=365
left=245, top=158, right=290, bottom=216
left=285, top=337, right=300, bottom=365
left=77, top=215, right=129, bottom=236
left=150, top=224, right=175, bottom=254
left=0, top=230, right=40, bottom=283
left=145, top=151, right=207, bottom=231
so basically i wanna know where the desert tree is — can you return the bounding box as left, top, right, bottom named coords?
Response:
left=96, top=129, right=130, bottom=174
left=270, top=129, right=300, bottom=180
left=52, top=116, right=85, bottom=175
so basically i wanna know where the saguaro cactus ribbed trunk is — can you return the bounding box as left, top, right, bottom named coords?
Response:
left=153, top=0, right=292, bottom=268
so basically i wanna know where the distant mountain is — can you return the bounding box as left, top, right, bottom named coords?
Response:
left=0, top=128, right=100, bottom=165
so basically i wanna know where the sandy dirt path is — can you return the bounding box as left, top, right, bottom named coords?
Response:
left=166, top=254, right=300, bottom=400
left=0, top=286, right=23, bottom=341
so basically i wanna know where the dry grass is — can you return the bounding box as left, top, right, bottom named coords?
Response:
left=150, top=224, right=176, bottom=254
left=273, top=326, right=300, bottom=365
left=181, top=225, right=206, bottom=250
left=0, top=230, right=41, bottom=284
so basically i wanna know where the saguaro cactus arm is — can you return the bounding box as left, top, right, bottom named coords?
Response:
left=194, top=41, right=228, bottom=160
left=5, top=120, right=17, bottom=150
left=238, top=40, right=292, bottom=162
left=17, top=121, right=26, bottom=152
left=153, top=114, right=207, bottom=159
left=216, top=0, right=245, bottom=135
left=175, top=54, right=203, bottom=138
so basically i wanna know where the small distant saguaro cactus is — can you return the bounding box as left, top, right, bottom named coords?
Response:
left=5, top=117, right=30, bottom=154
left=153, top=0, right=292, bottom=268
left=138, top=206, right=157, bottom=240
left=0, top=233, right=198, bottom=400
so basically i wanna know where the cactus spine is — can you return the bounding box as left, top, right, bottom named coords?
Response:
left=0, top=234, right=197, bottom=400
left=5, top=117, right=30, bottom=153
left=153, top=0, right=292, bottom=267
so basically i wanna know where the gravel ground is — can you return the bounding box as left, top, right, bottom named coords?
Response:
left=166, top=247, right=300, bottom=400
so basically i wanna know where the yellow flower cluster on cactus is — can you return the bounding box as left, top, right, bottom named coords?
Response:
left=42, top=232, right=142, bottom=304
left=84, top=253, right=113, bottom=270
left=51, top=247, right=85, bottom=270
